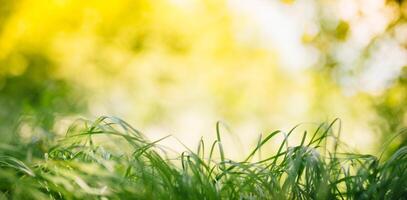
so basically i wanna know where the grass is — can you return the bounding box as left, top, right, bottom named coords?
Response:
left=0, top=116, right=406, bottom=199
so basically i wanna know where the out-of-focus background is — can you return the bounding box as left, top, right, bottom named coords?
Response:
left=0, top=0, right=406, bottom=157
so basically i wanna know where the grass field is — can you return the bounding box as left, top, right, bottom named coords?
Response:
left=1, top=116, right=406, bottom=199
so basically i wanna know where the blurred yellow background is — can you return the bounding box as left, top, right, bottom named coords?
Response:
left=1, top=0, right=406, bottom=157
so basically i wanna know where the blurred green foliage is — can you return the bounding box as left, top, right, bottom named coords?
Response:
left=312, top=0, right=407, bottom=153
left=0, top=49, right=85, bottom=142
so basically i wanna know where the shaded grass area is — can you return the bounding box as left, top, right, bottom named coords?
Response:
left=0, top=116, right=406, bottom=199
